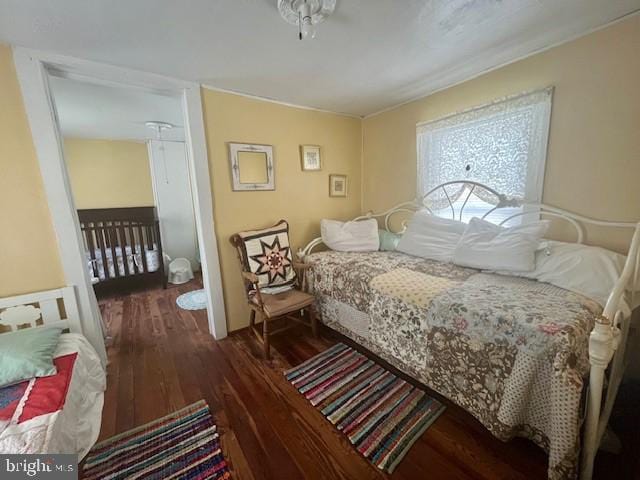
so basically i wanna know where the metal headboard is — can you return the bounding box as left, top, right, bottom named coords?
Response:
left=301, top=180, right=638, bottom=258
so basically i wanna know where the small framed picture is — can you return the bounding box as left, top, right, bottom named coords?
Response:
left=329, top=174, right=347, bottom=197
left=300, top=145, right=321, bottom=171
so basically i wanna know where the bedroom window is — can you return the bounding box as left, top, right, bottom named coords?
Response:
left=416, top=87, right=553, bottom=224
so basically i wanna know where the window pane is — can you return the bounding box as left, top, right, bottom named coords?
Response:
left=421, top=109, right=532, bottom=198
left=417, top=88, right=552, bottom=210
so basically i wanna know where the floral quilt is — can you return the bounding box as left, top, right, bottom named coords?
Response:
left=306, top=251, right=601, bottom=480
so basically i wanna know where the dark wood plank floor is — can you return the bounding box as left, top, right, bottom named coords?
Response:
left=97, top=281, right=638, bottom=479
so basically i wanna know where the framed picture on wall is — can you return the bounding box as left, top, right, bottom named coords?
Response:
left=300, top=145, right=321, bottom=171
left=228, top=142, right=275, bottom=191
left=329, top=174, right=347, bottom=197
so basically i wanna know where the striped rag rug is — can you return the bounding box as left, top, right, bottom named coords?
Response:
left=285, top=343, right=445, bottom=473
left=82, top=400, right=230, bottom=480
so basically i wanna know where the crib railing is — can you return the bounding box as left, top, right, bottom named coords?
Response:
left=77, top=207, right=164, bottom=282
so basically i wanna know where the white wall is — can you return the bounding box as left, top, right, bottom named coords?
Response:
left=148, top=140, right=199, bottom=268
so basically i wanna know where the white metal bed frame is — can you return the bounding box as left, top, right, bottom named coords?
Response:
left=299, top=180, right=640, bottom=480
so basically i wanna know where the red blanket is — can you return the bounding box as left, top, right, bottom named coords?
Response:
left=0, top=353, right=77, bottom=424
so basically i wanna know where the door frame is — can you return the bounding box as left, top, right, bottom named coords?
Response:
left=13, top=47, right=227, bottom=364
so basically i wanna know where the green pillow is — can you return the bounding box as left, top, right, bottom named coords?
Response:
left=0, top=326, right=64, bottom=387
left=379, top=230, right=402, bottom=251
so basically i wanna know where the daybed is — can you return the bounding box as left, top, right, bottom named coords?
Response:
left=299, top=181, right=640, bottom=480
left=0, top=287, right=106, bottom=458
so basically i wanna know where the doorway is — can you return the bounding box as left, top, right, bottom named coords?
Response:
left=14, top=48, right=227, bottom=363
left=50, top=74, right=204, bottom=298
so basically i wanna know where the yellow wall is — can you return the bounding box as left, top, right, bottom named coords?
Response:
left=202, top=89, right=362, bottom=331
left=363, top=16, right=640, bottom=253
left=2, top=17, right=638, bottom=333
left=0, top=44, right=65, bottom=296
left=64, top=138, right=154, bottom=209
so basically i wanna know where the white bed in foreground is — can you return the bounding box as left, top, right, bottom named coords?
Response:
left=0, top=287, right=106, bottom=459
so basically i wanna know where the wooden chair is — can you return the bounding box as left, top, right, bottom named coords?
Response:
left=230, top=233, right=318, bottom=359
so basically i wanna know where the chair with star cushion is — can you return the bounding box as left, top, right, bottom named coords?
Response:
left=230, top=219, right=318, bottom=359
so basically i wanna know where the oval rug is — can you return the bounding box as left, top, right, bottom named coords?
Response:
left=176, top=289, right=208, bottom=310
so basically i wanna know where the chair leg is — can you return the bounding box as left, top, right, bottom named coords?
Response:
left=249, top=309, right=256, bottom=329
left=263, top=316, right=270, bottom=360
left=309, top=306, right=318, bottom=338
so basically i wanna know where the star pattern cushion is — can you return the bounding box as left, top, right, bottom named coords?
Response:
left=236, top=220, right=297, bottom=289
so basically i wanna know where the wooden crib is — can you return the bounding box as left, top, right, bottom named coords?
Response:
left=77, top=207, right=166, bottom=296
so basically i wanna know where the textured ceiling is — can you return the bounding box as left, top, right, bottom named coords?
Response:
left=1, top=0, right=638, bottom=116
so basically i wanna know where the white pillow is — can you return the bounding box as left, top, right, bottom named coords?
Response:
left=396, top=212, right=466, bottom=262
left=321, top=218, right=379, bottom=252
left=526, top=241, right=626, bottom=307
left=453, top=217, right=550, bottom=272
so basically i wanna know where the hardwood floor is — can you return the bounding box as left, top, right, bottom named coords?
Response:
left=97, top=281, right=638, bottom=479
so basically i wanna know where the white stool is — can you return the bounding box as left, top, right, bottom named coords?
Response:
left=168, top=258, right=194, bottom=285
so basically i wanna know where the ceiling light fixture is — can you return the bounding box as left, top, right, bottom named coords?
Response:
left=278, top=0, right=336, bottom=40
left=145, top=121, right=174, bottom=137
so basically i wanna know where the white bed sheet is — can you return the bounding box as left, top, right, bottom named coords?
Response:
left=0, top=333, right=106, bottom=459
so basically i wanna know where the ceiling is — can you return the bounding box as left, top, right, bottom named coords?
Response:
left=1, top=0, right=639, bottom=117
left=50, top=75, right=185, bottom=142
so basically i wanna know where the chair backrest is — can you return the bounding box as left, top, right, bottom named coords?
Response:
left=231, top=217, right=297, bottom=276
left=229, top=233, right=255, bottom=301
left=230, top=219, right=303, bottom=304
left=229, top=234, right=249, bottom=271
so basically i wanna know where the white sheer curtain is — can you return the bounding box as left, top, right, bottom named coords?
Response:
left=417, top=88, right=553, bottom=223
